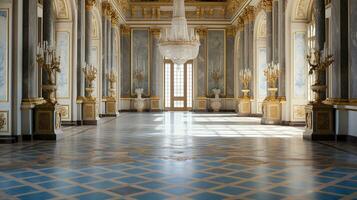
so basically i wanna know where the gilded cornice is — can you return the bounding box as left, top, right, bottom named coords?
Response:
left=150, top=28, right=161, bottom=38
left=226, top=25, right=236, bottom=36
left=120, top=24, right=131, bottom=34
left=196, top=27, right=208, bottom=37
left=241, top=6, right=255, bottom=24
left=260, top=0, right=272, bottom=12
left=85, top=0, right=96, bottom=11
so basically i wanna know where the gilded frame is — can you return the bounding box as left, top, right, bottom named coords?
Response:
left=56, top=30, right=72, bottom=99
left=0, top=8, right=9, bottom=102
left=206, top=29, right=226, bottom=96
left=130, top=28, right=151, bottom=97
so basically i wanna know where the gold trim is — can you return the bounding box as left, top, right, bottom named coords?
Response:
left=131, top=28, right=151, bottom=97
left=21, top=98, right=46, bottom=106
left=323, top=98, right=357, bottom=106
left=206, top=29, right=227, bottom=96
left=85, top=0, right=96, bottom=11
left=55, top=30, right=72, bottom=99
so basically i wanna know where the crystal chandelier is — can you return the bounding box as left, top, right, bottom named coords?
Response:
left=158, top=0, right=200, bottom=65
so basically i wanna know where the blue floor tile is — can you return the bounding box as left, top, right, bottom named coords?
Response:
left=38, top=180, right=72, bottom=189
left=132, top=192, right=169, bottom=200
left=87, top=180, right=118, bottom=189
left=215, top=186, right=250, bottom=195
left=5, top=186, right=38, bottom=196
left=304, top=192, right=342, bottom=200
left=190, top=192, right=226, bottom=200
left=24, top=176, right=53, bottom=183
left=70, top=176, right=98, bottom=183
left=18, top=192, right=55, bottom=200
left=245, top=192, right=284, bottom=200
left=110, top=186, right=144, bottom=195
left=118, top=176, right=146, bottom=184
left=76, top=192, right=113, bottom=200
left=191, top=181, right=218, bottom=189
left=321, top=186, right=356, bottom=195
left=55, top=186, right=89, bottom=195
left=11, top=172, right=40, bottom=178
left=336, top=180, right=357, bottom=188
left=163, top=186, right=196, bottom=195
left=0, top=180, right=23, bottom=189
left=138, top=181, right=168, bottom=190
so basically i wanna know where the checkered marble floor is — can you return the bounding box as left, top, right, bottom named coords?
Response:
left=0, top=112, right=356, bottom=200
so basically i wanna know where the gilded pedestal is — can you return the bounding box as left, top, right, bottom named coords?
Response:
left=304, top=103, right=335, bottom=140
left=82, top=98, right=98, bottom=125
left=150, top=97, right=161, bottom=111
left=261, top=99, right=282, bottom=125
left=237, top=89, right=251, bottom=116
left=105, top=97, right=118, bottom=117
left=34, top=102, right=63, bottom=140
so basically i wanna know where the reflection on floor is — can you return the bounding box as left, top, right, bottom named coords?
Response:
left=0, top=112, right=356, bottom=200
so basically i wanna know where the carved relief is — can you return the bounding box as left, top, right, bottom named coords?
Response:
left=0, top=112, right=7, bottom=131
left=294, top=0, right=311, bottom=21
left=306, top=111, right=312, bottom=129
left=293, top=105, right=305, bottom=120
left=257, top=16, right=266, bottom=38
left=55, top=0, right=69, bottom=19
left=92, top=15, right=98, bottom=39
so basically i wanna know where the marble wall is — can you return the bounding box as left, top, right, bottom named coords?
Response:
left=207, top=30, right=225, bottom=96
left=350, top=0, right=357, bottom=99
left=0, top=9, right=8, bottom=102
left=120, top=32, right=131, bottom=97
left=131, top=29, right=149, bottom=96
left=56, top=31, right=71, bottom=98
left=226, top=34, right=235, bottom=98
left=197, top=34, right=207, bottom=97
left=293, top=32, right=307, bottom=98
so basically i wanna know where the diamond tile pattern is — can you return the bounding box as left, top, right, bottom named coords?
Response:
left=0, top=113, right=356, bottom=199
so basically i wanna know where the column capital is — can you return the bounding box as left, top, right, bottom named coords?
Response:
left=260, top=0, right=273, bottom=12
left=150, top=28, right=161, bottom=38
left=120, top=24, right=130, bottom=35
left=85, top=0, right=96, bottom=11
left=236, top=17, right=245, bottom=32
left=196, top=26, right=208, bottom=37
left=226, top=25, right=236, bottom=37
left=241, top=6, right=256, bottom=24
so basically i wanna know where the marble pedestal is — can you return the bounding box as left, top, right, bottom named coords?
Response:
left=304, top=103, right=335, bottom=140
left=82, top=99, right=98, bottom=125
left=150, top=97, right=161, bottom=111
left=34, top=102, right=63, bottom=140
left=261, top=99, right=282, bottom=125
left=238, top=97, right=251, bottom=116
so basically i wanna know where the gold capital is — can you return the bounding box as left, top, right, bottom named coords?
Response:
left=120, top=25, right=130, bottom=35
left=261, top=0, right=272, bottom=12
left=85, top=0, right=96, bottom=11
left=196, top=27, right=207, bottom=37
left=150, top=28, right=161, bottom=38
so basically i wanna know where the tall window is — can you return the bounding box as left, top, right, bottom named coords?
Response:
left=164, top=61, right=193, bottom=110
left=307, top=19, right=316, bottom=101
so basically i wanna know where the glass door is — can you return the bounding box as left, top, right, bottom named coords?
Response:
left=164, top=60, right=193, bottom=111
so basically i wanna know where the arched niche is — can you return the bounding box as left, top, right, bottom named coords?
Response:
left=284, top=0, right=313, bottom=122
left=253, top=10, right=267, bottom=114
left=53, top=0, right=77, bottom=121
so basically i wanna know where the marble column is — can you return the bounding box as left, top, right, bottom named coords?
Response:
left=314, top=0, right=326, bottom=100
left=22, top=0, right=40, bottom=136
left=248, top=16, right=254, bottom=98
left=77, top=0, right=86, bottom=98
left=196, top=28, right=207, bottom=98
left=264, top=1, right=273, bottom=65
left=43, top=0, right=54, bottom=43
left=331, top=0, right=349, bottom=100
left=350, top=0, right=357, bottom=99
left=226, top=26, right=235, bottom=98
left=150, top=29, right=161, bottom=97
left=237, top=24, right=244, bottom=97
left=314, top=0, right=325, bottom=51
left=120, top=25, right=131, bottom=98
left=150, top=29, right=162, bottom=110
left=272, top=0, right=279, bottom=63
left=243, top=23, right=249, bottom=70
left=278, top=0, right=286, bottom=97
left=102, top=4, right=108, bottom=98
left=85, top=0, right=94, bottom=66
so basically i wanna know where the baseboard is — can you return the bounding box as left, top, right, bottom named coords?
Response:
left=281, top=121, right=306, bottom=127
left=62, top=121, right=83, bottom=126
left=336, top=135, right=357, bottom=142
left=303, top=133, right=336, bottom=141
left=0, top=136, right=18, bottom=144
left=99, top=114, right=118, bottom=117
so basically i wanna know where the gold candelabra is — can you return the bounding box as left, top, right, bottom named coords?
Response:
left=0, top=113, right=5, bottom=130
left=82, top=64, right=97, bottom=99
left=264, top=62, right=280, bottom=99
left=307, top=49, right=334, bottom=103
left=107, top=70, right=117, bottom=98
left=133, top=69, right=144, bottom=88
left=211, top=69, right=222, bottom=89
left=37, top=41, right=61, bottom=103
left=239, top=68, right=252, bottom=98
